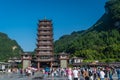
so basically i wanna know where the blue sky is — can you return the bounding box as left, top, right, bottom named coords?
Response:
left=0, top=0, right=107, bottom=51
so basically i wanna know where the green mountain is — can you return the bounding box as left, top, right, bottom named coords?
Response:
left=0, top=32, right=23, bottom=61
left=54, top=0, right=120, bottom=62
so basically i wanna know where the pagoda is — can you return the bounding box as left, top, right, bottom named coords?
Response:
left=36, top=19, right=54, bottom=69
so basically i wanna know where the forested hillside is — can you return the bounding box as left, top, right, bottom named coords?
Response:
left=54, top=0, right=120, bottom=62
left=0, top=32, right=23, bottom=61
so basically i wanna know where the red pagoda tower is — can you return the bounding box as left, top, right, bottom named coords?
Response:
left=36, top=19, right=54, bottom=69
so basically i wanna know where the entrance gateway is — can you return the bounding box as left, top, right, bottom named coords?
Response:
left=21, top=19, right=69, bottom=70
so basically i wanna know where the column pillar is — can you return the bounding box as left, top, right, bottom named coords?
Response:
left=37, top=62, right=40, bottom=70
left=50, top=61, right=53, bottom=69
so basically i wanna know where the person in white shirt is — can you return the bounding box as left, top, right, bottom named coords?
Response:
left=100, top=68, right=105, bottom=80
left=73, top=67, right=79, bottom=80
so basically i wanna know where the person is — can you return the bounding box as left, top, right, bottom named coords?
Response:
left=99, top=68, right=105, bottom=80
left=73, top=67, right=79, bottom=80
left=27, top=68, right=32, bottom=76
left=97, top=68, right=100, bottom=80
left=116, top=67, right=120, bottom=80
left=89, top=70, right=93, bottom=80
left=44, top=67, right=50, bottom=77
left=104, top=67, right=109, bottom=80
left=83, top=68, right=89, bottom=80
left=68, top=67, right=73, bottom=80
left=61, top=68, right=66, bottom=77
left=109, top=68, right=113, bottom=80
left=93, top=67, right=97, bottom=80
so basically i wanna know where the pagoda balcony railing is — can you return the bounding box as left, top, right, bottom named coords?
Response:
left=38, top=36, right=51, bottom=38
left=38, top=41, right=51, bottom=43
left=36, top=52, right=53, bottom=54
left=38, top=41, right=51, bottom=44
left=36, top=53, right=53, bottom=56
left=36, top=58, right=54, bottom=62
left=37, top=37, right=53, bottom=40
left=37, top=42, right=52, bottom=45
left=36, top=48, right=53, bottom=50
left=38, top=27, right=52, bottom=30
left=38, top=46, right=52, bottom=48
left=37, top=33, right=53, bottom=36
left=38, top=32, right=52, bottom=35
left=38, top=31, right=52, bottom=34
left=36, top=43, right=53, bottom=46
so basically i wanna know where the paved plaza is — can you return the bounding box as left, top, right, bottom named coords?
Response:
left=0, top=71, right=67, bottom=80
left=0, top=71, right=119, bottom=80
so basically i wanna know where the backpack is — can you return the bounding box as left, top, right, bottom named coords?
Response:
left=89, top=71, right=92, bottom=76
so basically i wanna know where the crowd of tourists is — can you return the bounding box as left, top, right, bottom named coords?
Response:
left=3, top=65, right=120, bottom=80
left=42, top=66, right=120, bottom=80
left=6, top=67, right=37, bottom=77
